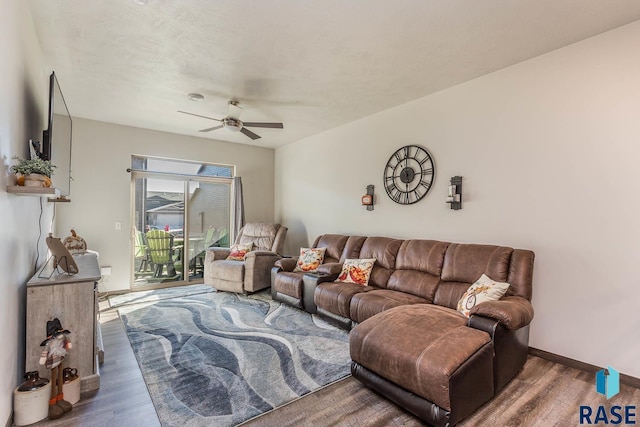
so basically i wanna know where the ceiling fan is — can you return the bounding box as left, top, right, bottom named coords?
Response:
left=178, top=100, right=284, bottom=140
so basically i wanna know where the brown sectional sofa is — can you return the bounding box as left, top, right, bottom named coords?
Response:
left=271, top=234, right=534, bottom=426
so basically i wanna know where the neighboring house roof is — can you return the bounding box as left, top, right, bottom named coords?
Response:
left=147, top=201, right=184, bottom=214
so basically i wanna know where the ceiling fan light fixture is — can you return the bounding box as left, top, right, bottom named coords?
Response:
left=187, top=93, right=204, bottom=102
left=223, top=118, right=242, bottom=132
left=179, top=100, right=283, bottom=140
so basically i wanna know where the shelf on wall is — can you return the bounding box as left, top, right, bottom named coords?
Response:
left=6, top=186, right=70, bottom=202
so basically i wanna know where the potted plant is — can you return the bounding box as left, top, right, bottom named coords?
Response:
left=10, top=156, right=56, bottom=187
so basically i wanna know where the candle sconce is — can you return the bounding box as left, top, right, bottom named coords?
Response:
left=362, top=185, right=374, bottom=211
left=446, top=176, right=462, bottom=210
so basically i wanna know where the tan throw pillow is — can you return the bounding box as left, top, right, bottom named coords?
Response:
left=335, top=258, right=376, bottom=286
left=226, top=243, right=253, bottom=261
left=457, top=274, right=510, bottom=317
left=293, top=247, right=327, bottom=272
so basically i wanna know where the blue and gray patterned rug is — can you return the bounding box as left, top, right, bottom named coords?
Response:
left=119, top=290, right=350, bottom=426
left=109, top=284, right=215, bottom=308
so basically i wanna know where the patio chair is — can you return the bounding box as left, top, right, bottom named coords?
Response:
left=134, top=228, right=152, bottom=273
left=146, top=229, right=177, bottom=278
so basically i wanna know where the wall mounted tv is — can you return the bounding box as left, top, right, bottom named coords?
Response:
left=41, top=71, right=72, bottom=196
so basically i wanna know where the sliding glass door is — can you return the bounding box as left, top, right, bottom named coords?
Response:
left=130, top=156, right=234, bottom=289
left=185, top=180, right=231, bottom=283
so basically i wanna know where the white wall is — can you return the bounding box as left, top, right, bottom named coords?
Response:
left=276, top=21, right=640, bottom=378
left=55, top=118, right=275, bottom=292
left=0, top=0, right=49, bottom=423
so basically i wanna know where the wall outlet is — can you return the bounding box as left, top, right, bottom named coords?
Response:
left=114, top=221, right=122, bottom=231
left=100, top=266, right=112, bottom=276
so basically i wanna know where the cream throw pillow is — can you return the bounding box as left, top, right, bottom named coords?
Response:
left=457, top=274, right=510, bottom=317
left=293, top=247, right=327, bottom=272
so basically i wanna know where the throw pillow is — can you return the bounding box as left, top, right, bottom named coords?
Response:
left=293, top=247, right=327, bottom=272
left=335, top=258, right=376, bottom=286
left=226, top=243, right=253, bottom=261
left=457, top=274, right=510, bottom=317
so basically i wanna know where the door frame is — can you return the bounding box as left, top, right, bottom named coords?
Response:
left=129, top=169, right=234, bottom=291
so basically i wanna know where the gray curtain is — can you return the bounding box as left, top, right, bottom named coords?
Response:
left=233, top=177, right=245, bottom=241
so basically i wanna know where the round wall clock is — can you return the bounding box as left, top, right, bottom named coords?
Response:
left=384, top=145, right=435, bottom=205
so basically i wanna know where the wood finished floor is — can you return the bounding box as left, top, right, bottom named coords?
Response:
left=24, top=299, right=640, bottom=427
left=29, top=302, right=160, bottom=427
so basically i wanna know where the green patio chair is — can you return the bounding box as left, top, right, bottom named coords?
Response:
left=146, top=229, right=176, bottom=278
left=190, top=227, right=218, bottom=276
left=134, top=229, right=151, bottom=272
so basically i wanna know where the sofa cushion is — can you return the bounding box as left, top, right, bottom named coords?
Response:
left=349, top=289, right=429, bottom=323
left=208, top=259, right=245, bottom=282
left=441, top=244, right=513, bottom=284
left=313, top=234, right=349, bottom=264
left=435, top=244, right=513, bottom=309
left=315, top=281, right=375, bottom=318
left=350, top=304, right=491, bottom=411
left=387, top=270, right=441, bottom=302
left=358, top=237, right=403, bottom=288
left=237, top=222, right=281, bottom=251
left=385, top=240, right=448, bottom=301
left=433, top=281, right=474, bottom=310
left=457, top=274, right=510, bottom=317
left=273, top=271, right=304, bottom=299
left=294, top=247, right=326, bottom=272
left=340, top=236, right=367, bottom=262
left=395, top=239, right=450, bottom=276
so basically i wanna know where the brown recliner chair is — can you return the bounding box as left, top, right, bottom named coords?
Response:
left=271, top=234, right=366, bottom=312
left=204, top=222, right=287, bottom=293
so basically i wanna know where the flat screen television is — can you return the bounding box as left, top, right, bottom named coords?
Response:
left=41, top=71, right=72, bottom=196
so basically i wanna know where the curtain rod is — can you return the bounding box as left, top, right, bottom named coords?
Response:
left=126, top=168, right=235, bottom=181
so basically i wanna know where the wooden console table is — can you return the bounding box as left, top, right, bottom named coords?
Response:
left=26, top=253, right=102, bottom=395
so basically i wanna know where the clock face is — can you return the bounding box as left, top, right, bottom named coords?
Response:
left=384, top=145, right=435, bottom=205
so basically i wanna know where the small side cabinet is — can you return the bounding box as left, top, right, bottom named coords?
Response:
left=25, top=253, right=102, bottom=394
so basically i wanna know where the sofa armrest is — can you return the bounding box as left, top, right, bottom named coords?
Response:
left=244, top=251, right=282, bottom=292
left=205, top=247, right=231, bottom=262
left=306, top=272, right=340, bottom=285
left=246, top=250, right=283, bottom=258
left=469, top=296, right=534, bottom=330
left=316, top=262, right=343, bottom=275
left=274, top=257, right=298, bottom=272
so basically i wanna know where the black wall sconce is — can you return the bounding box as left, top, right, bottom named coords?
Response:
left=446, top=176, right=462, bottom=210
left=362, top=185, right=374, bottom=211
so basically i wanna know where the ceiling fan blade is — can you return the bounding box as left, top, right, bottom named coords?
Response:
left=228, top=102, right=243, bottom=119
left=242, top=122, right=284, bottom=129
left=240, top=127, right=261, bottom=140
left=199, top=125, right=224, bottom=132
left=178, top=111, right=222, bottom=121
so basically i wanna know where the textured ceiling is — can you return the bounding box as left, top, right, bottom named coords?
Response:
left=27, top=0, right=640, bottom=148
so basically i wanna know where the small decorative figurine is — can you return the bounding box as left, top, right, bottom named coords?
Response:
left=62, top=229, right=87, bottom=255
left=39, top=318, right=73, bottom=420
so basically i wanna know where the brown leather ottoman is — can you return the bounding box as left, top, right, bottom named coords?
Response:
left=350, top=304, right=495, bottom=426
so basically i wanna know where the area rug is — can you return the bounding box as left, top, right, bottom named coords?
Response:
left=109, top=284, right=215, bottom=308
left=118, top=291, right=351, bottom=426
